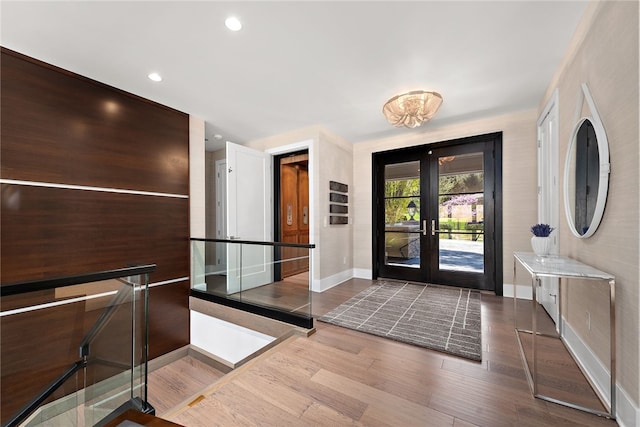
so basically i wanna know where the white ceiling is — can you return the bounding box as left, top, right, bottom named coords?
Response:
left=1, top=1, right=588, bottom=151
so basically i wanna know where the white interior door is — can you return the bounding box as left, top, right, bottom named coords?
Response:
left=226, top=141, right=273, bottom=293
left=537, top=93, right=560, bottom=327
left=215, top=159, right=227, bottom=271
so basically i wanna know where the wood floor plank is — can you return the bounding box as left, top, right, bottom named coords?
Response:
left=428, top=390, right=518, bottom=427
left=257, top=351, right=369, bottom=421
left=444, top=371, right=544, bottom=411
left=205, top=382, right=303, bottom=427
left=233, top=369, right=315, bottom=418
left=454, top=418, right=481, bottom=427
left=440, top=358, right=534, bottom=396
left=516, top=404, right=615, bottom=427
left=170, top=394, right=258, bottom=427
left=299, top=402, right=366, bottom=426
left=307, top=326, right=366, bottom=354
left=290, top=337, right=436, bottom=407
left=148, top=356, right=225, bottom=414
left=260, top=350, right=320, bottom=380
left=286, top=336, right=376, bottom=376
left=544, top=402, right=617, bottom=426
left=346, top=332, right=448, bottom=367
left=311, top=368, right=454, bottom=426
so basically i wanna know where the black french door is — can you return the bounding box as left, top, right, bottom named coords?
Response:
left=373, top=133, right=502, bottom=292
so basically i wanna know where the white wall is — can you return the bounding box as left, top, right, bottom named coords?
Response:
left=190, top=116, right=206, bottom=238
left=316, top=129, right=354, bottom=290
left=190, top=116, right=206, bottom=286
left=538, top=0, right=639, bottom=418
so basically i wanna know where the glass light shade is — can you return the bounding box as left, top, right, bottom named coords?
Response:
left=407, top=200, right=417, bottom=220
left=382, top=90, right=443, bottom=128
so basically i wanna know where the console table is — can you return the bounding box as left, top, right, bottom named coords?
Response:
left=513, top=252, right=615, bottom=419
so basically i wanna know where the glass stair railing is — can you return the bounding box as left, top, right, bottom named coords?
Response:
left=191, top=238, right=315, bottom=328
left=0, top=265, right=155, bottom=427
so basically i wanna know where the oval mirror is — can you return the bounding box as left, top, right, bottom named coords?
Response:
left=563, top=116, right=610, bottom=238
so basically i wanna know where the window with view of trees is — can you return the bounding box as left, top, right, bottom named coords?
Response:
left=439, top=172, right=484, bottom=241
left=384, top=177, right=420, bottom=224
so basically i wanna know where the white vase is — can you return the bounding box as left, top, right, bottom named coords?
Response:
left=531, top=236, right=551, bottom=256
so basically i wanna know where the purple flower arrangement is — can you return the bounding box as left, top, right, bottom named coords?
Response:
left=530, top=223, right=554, bottom=237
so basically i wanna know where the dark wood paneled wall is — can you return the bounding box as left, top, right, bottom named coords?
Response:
left=2, top=186, right=188, bottom=283
left=0, top=47, right=190, bottom=422
left=1, top=50, right=188, bottom=194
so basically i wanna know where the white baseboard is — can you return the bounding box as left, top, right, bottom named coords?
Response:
left=502, top=283, right=533, bottom=300
left=562, top=318, right=611, bottom=406
left=561, top=318, right=639, bottom=426
left=616, top=384, right=640, bottom=427
left=353, top=268, right=373, bottom=279
left=615, top=385, right=640, bottom=427
left=312, top=269, right=354, bottom=292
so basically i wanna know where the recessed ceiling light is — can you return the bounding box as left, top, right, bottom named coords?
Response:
left=148, top=72, right=162, bottom=82
left=225, top=16, right=242, bottom=31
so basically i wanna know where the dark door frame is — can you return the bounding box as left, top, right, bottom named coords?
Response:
left=371, top=132, right=503, bottom=295
left=273, top=149, right=309, bottom=282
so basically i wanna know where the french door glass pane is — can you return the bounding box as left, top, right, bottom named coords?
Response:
left=384, top=161, right=420, bottom=269
left=438, top=153, right=484, bottom=273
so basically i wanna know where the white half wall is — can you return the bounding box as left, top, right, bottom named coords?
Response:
left=190, top=311, right=275, bottom=365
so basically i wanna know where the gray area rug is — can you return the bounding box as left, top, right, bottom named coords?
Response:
left=318, top=281, right=482, bottom=361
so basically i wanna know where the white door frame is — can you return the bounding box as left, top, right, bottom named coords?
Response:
left=536, top=89, right=560, bottom=327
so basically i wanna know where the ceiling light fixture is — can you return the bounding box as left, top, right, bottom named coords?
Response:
left=147, top=72, right=162, bottom=82
left=225, top=16, right=242, bottom=31
left=382, top=90, right=443, bottom=128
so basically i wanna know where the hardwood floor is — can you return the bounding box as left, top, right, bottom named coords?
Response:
left=149, top=279, right=617, bottom=426
left=148, top=356, right=226, bottom=415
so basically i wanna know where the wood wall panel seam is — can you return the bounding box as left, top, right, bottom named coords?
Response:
left=0, top=178, right=189, bottom=199
left=1, top=277, right=191, bottom=316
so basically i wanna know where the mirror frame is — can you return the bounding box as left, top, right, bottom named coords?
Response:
left=563, top=84, right=610, bottom=238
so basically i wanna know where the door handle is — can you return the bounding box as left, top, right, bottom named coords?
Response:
left=431, top=219, right=450, bottom=235
left=412, top=220, right=428, bottom=235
